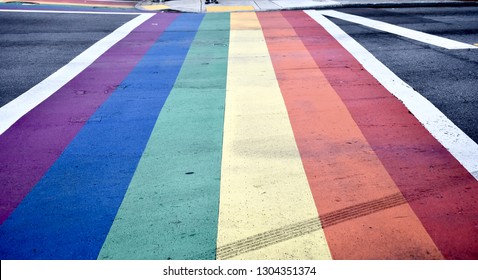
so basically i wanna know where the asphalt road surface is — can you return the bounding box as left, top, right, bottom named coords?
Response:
left=0, top=11, right=136, bottom=107
left=328, top=6, right=478, bottom=142
left=2, top=7, right=476, bottom=140
left=0, top=6, right=477, bottom=260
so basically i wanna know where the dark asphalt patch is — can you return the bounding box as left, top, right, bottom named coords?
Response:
left=0, top=11, right=137, bottom=107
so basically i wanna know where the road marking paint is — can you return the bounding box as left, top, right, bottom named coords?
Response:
left=98, top=13, right=229, bottom=260
left=318, top=10, right=478, bottom=50
left=142, top=4, right=170, bottom=11
left=0, top=12, right=172, bottom=225
left=0, top=13, right=199, bottom=259
left=0, top=13, right=151, bottom=136
left=216, top=12, right=331, bottom=260
left=303, top=10, right=478, bottom=258
left=306, top=10, right=478, bottom=180
left=263, top=11, right=443, bottom=260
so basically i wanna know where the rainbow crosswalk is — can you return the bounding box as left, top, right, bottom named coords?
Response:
left=0, top=11, right=477, bottom=260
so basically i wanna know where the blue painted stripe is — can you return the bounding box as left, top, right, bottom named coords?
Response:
left=98, top=13, right=231, bottom=260
left=0, top=13, right=204, bottom=260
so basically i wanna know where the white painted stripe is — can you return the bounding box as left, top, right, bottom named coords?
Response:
left=0, top=13, right=154, bottom=135
left=305, top=10, right=478, bottom=180
left=0, top=9, right=144, bottom=15
left=318, top=10, right=478, bottom=50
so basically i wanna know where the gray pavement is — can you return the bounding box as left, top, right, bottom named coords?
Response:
left=138, top=0, right=477, bottom=13
left=329, top=5, right=478, bottom=144
left=0, top=12, right=136, bottom=107
left=1, top=2, right=478, bottom=261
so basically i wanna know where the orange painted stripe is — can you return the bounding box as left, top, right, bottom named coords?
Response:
left=258, top=11, right=444, bottom=259
left=282, top=10, right=478, bottom=259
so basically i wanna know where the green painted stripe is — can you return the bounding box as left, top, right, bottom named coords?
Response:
left=98, top=13, right=230, bottom=260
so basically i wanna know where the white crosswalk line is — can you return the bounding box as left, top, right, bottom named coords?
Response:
left=0, top=13, right=154, bottom=135
left=306, top=10, right=478, bottom=180
left=318, top=10, right=478, bottom=50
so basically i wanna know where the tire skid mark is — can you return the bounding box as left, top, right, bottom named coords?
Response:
left=214, top=190, right=435, bottom=259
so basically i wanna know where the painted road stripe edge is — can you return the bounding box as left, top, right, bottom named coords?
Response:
left=319, top=10, right=478, bottom=50
left=0, top=13, right=153, bottom=136
left=98, top=13, right=226, bottom=260
left=306, top=10, right=478, bottom=180
left=216, top=12, right=331, bottom=260
left=262, top=11, right=444, bottom=260
left=0, top=13, right=195, bottom=259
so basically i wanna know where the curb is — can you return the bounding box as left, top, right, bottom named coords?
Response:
left=135, top=0, right=184, bottom=12
left=135, top=1, right=478, bottom=13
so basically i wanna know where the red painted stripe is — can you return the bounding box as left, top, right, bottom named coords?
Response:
left=281, top=10, right=478, bottom=259
left=258, top=11, right=444, bottom=260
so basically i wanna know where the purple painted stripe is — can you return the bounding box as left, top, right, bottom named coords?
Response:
left=0, top=13, right=178, bottom=224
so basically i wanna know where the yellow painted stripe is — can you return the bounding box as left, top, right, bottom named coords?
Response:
left=142, top=4, right=170, bottom=11
left=206, top=6, right=254, bottom=13
left=216, top=12, right=332, bottom=260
